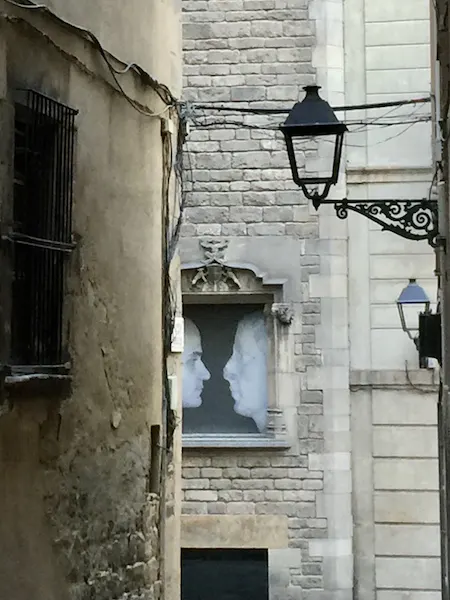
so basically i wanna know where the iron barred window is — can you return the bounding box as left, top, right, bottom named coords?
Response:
left=6, top=90, right=77, bottom=372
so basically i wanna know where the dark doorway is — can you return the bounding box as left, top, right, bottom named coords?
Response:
left=181, top=548, right=269, bottom=600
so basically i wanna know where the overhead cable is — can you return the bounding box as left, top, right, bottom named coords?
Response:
left=192, top=96, right=432, bottom=115
left=2, top=0, right=178, bottom=111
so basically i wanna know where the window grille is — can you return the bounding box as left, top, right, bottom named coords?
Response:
left=7, top=90, right=77, bottom=371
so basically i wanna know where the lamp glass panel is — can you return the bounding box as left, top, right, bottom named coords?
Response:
left=289, top=134, right=336, bottom=182
left=398, top=303, right=422, bottom=334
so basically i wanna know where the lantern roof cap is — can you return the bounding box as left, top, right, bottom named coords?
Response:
left=397, top=278, right=430, bottom=305
left=281, top=85, right=348, bottom=137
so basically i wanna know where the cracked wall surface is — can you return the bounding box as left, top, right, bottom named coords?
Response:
left=0, top=2, right=182, bottom=600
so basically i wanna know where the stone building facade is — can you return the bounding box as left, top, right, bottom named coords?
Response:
left=0, top=2, right=182, bottom=600
left=180, top=1, right=440, bottom=599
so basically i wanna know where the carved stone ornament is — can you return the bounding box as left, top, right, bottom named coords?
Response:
left=191, top=264, right=241, bottom=292
left=200, top=239, right=228, bottom=264
left=271, top=303, right=294, bottom=325
left=182, top=238, right=290, bottom=297
left=188, top=238, right=242, bottom=292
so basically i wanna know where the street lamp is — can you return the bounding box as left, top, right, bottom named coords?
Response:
left=397, top=278, right=431, bottom=340
left=282, top=86, right=439, bottom=247
left=396, top=278, right=441, bottom=367
left=280, top=85, right=347, bottom=207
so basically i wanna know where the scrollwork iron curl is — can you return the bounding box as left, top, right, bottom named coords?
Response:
left=408, top=203, right=434, bottom=232
left=334, top=202, right=349, bottom=220
left=385, top=202, right=403, bottom=218
left=319, top=198, right=438, bottom=247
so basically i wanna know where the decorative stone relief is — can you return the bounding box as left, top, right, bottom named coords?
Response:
left=186, top=238, right=241, bottom=292
left=271, top=303, right=294, bottom=325
left=191, top=264, right=241, bottom=292
left=181, top=238, right=289, bottom=297
left=200, top=239, right=229, bottom=264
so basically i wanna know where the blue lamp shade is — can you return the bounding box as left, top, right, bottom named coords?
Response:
left=397, top=278, right=430, bottom=306
left=396, top=278, right=431, bottom=338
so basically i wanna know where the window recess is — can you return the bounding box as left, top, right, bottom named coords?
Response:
left=1, top=89, right=77, bottom=378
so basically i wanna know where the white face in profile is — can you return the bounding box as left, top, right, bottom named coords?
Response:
left=182, top=318, right=211, bottom=408
left=223, top=312, right=268, bottom=432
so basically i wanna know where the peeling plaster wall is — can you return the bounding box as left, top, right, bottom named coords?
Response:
left=0, top=2, right=182, bottom=599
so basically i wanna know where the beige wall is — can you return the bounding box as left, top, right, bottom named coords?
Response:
left=0, top=2, right=181, bottom=599
left=46, top=0, right=181, bottom=95
left=351, top=383, right=441, bottom=600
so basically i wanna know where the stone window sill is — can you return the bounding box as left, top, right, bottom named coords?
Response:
left=182, top=433, right=290, bottom=449
left=4, top=372, right=71, bottom=398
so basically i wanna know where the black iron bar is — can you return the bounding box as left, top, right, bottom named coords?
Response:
left=3, top=233, right=75, bottom=251
left=10, top=89, right=76, bottom=368
left=40, top=94, right=50, bottom=363
left=50, top=97, right=59, bottom=361
left=32, top=89, right=41, bottom=363
left=62, top=106, right=69, bottom=243
left=66, top=112, right=75, bottom=243
left=58, top=109, right=69, bottom=360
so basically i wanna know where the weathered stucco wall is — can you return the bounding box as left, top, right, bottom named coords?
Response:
left=46, top=0, right=182, bottom=95
left=0, top=2, right=181, bottom=599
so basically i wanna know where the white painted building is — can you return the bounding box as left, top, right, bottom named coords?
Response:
left=343, top=2, right=439, bottom=596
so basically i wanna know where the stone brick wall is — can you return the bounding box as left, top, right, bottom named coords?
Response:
left=183, top=448, right=326, bottom=550
left=180, top=2, right=331, bottom=598
left=182, top=0, right=317, bottom=240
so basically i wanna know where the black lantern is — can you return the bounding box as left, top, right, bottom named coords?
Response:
left=281, top=85, right=347, bottom=206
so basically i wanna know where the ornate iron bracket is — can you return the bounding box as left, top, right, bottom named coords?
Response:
left=313, top=197, right=439, bottom=247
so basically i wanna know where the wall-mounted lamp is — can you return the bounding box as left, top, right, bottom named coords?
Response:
left=396, top=278, right=442, bottom=368
left=282, top=87, right=438, bottom=247
left=280, top=85, right=347, bottom=205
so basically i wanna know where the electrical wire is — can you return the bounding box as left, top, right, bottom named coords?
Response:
left=345, top=102, right=426, bottom=132
left=191, top=95, right=431, bottom=115
left=344, top=104, right=430, bottom=137
left=336, top=121, right=428, bottom=148
left=190, top=101, right=432, bottom=135
left=4, top=0, right=43, bottom=7
left=189, top=119, right=431, bottom=148
left=191, top=115, right=431, bottom=132
left=2, top=0, right=177, bottom=112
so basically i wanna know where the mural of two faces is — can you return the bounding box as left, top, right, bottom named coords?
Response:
left=182, top=304, right=268, bottom=435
